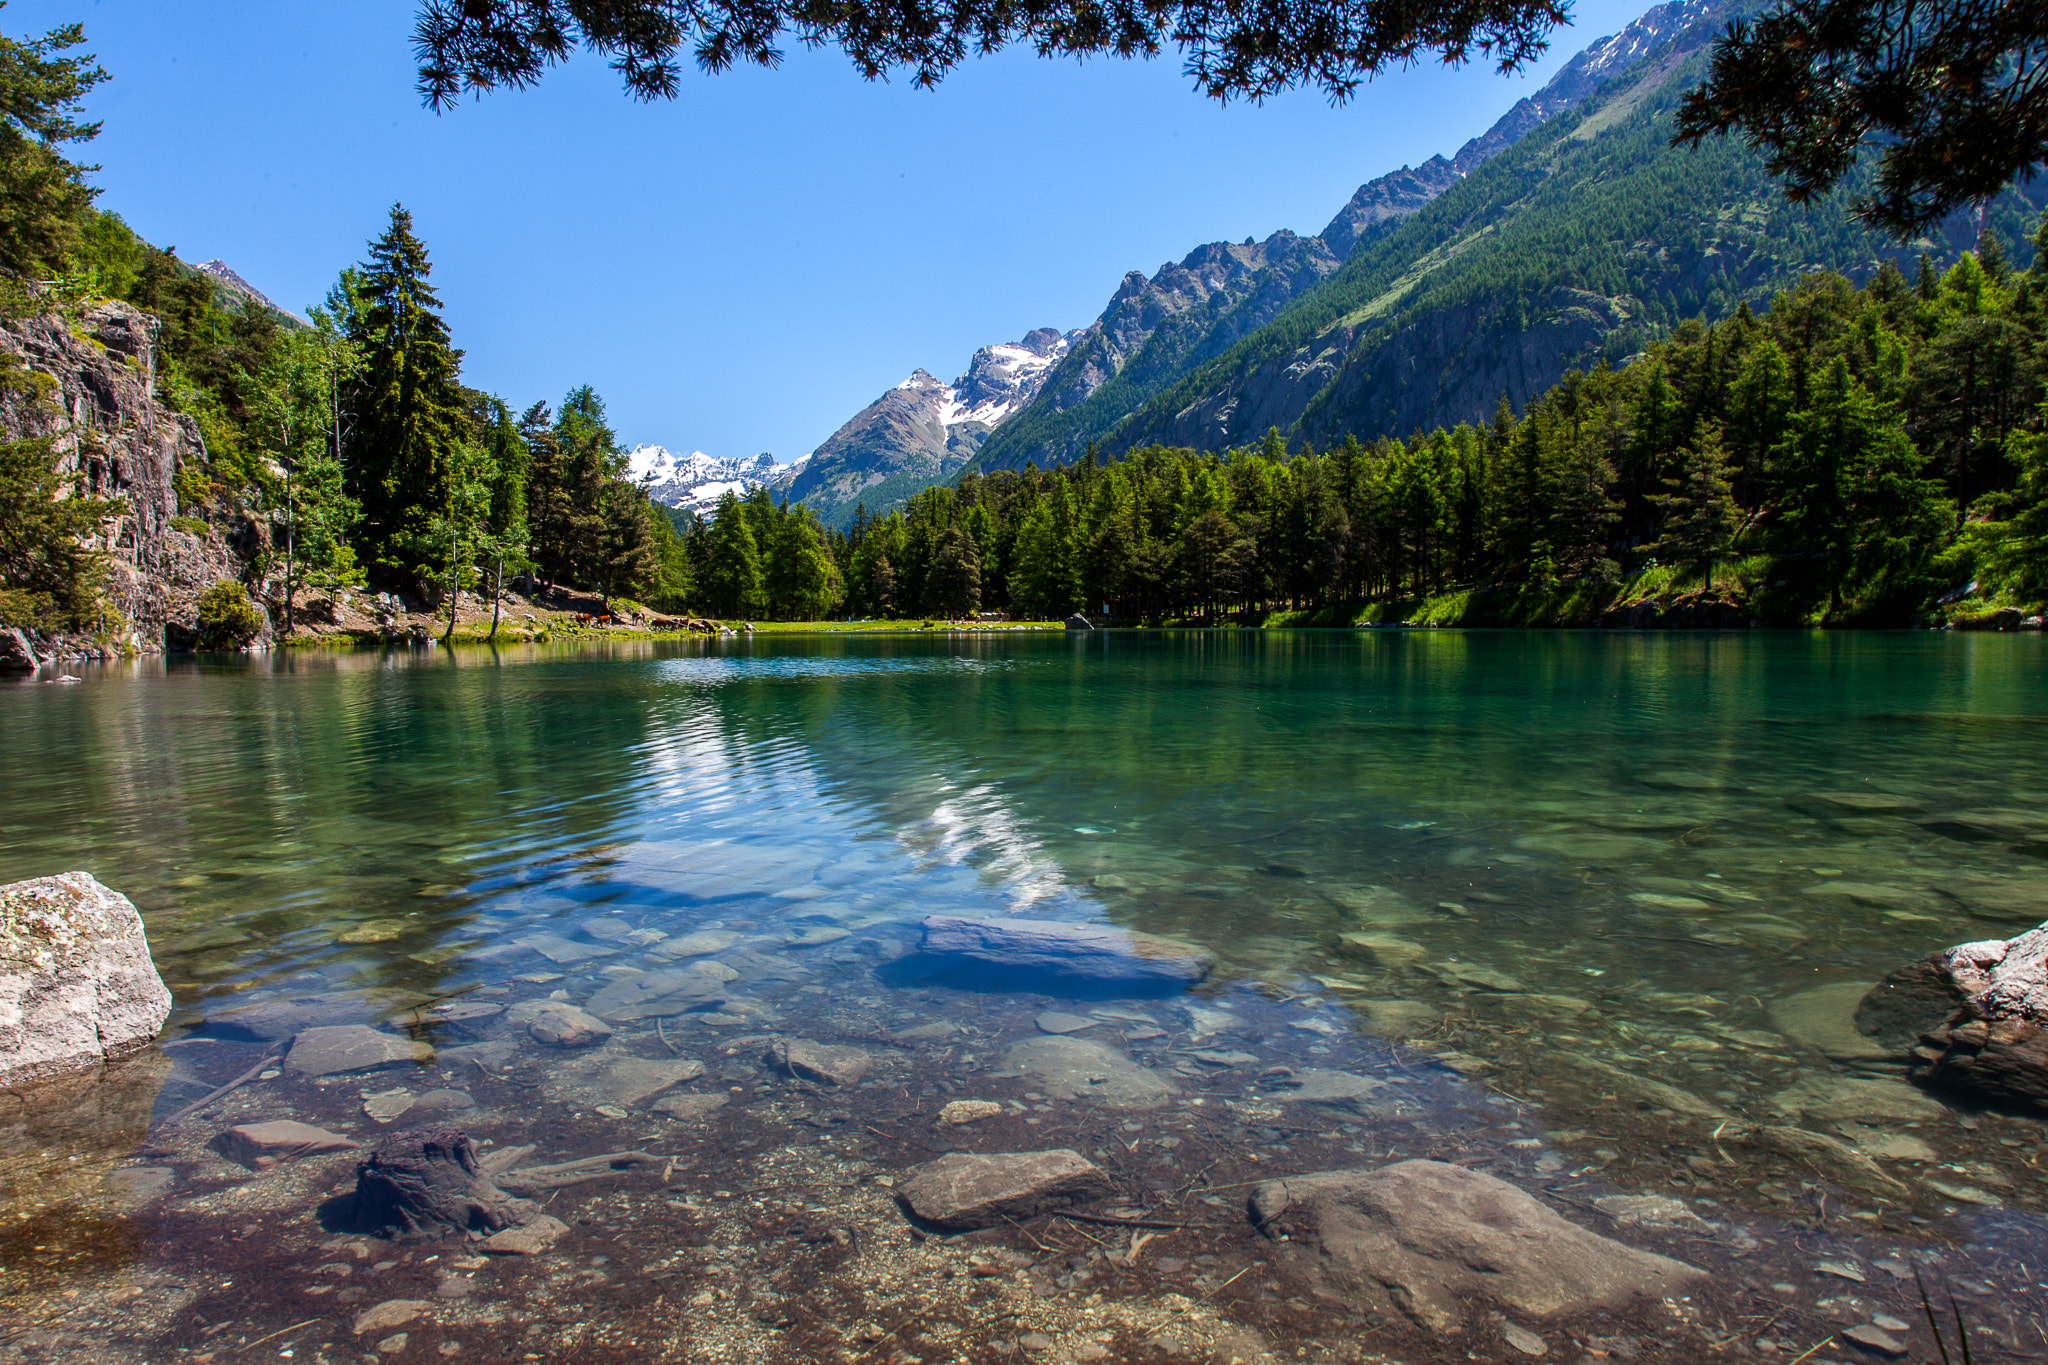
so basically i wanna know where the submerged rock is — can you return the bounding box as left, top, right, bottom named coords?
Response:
left=1251, top=1160, right=1701, bottom=1333
left=215, top=1119, right=356, bottom=1169
left=350, top=1124, right=535, bottom=1240
left=285, top=1024, right=433, bottom=1077
left=935, top=1099, right=1005, bottom=1128
left=767, top=1038, right=872, bottom=1086
left=580, top=968, right=726, bottom=1023
left=1768, top=983, right=1896, bottom=1063
left=506, top=1001, right=612, bottom=1048
left=912, top=915, right=1211, bottom=992
left=0, top=871, right=172, bottom=1086
left=897, top=1150, right=1111, bottom=1230
left=995, top=1036, right=1175, bottom=1109
left=1263, top=1067, right=1393, bottom=1118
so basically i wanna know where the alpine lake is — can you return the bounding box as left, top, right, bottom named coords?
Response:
left=3, top=628, right=2047, bottom=1365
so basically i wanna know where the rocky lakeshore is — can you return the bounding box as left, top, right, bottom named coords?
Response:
left=7, top=885, right=2048, bottom=1365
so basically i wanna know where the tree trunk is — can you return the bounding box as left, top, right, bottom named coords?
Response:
left=488, top=552, right=503, bottom=641
left=442, top=525, right=459, bottom=645
left=282, top=460, right=295, bottom=637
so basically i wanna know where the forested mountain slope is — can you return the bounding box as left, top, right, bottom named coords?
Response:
left=959, top=0, right=1734, bottom=477
left=1087, top=10, right=2047, bottom=460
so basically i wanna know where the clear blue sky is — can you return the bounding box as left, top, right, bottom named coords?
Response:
left=24, top=0, right=1650, bottom=461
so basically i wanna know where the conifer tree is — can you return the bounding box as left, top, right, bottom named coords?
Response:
left=346, top=205, right=468, bottom=592
left=1648, top=424, right=1738, bottom=588
left=703, top=490, right=763, bottom=618
left=767, top=509, right=838, bottom=620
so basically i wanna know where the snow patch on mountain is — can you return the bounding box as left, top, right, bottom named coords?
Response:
left=629, top=445, right=804, bottom=516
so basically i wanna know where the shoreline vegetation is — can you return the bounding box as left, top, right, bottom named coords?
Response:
left=4, top=11, right=2047, bottom=653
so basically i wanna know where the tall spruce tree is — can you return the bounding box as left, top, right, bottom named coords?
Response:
left=346, top=205, right=468, bottom=592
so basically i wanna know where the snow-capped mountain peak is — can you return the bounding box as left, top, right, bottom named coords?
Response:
left=629, top=444, right=800, bottom=516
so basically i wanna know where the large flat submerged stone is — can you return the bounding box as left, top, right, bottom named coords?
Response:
left=0, top=871, right=172, bottom=1087
left=907, top=915, right=1212, bottom=994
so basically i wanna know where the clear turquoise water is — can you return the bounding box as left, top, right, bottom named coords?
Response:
left=5, top=630, right=2048, bottom=1358
left=6, top=630, right=2043, bottom=1027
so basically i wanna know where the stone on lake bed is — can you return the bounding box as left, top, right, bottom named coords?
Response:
left=215, top=1119, right=356, bottom=1168
left=1035, top=1011, right=1096, bottom=1034
left=935, top=1099, right=1005, bottom=1128
left=897, top=1150, right=1112, bottom=1231
left=1433, top=962, right=1527, bottom=993
left=1768, top=982, right=1898, bottom=1063
left=479, top=1213, right=569, bottom=1255
left=1739, top=1126, right=1907, bottom=1196
left=352, top=1300, right=431, bottom=1334
left=1591, top=1194, right=1715, bottom=1232
left=655, top=930, right=743, bottom=959
left=1252, top=1161, right=1701, bottom=1333
left=996, top=1036, right=1175, bottom=1109
left=1855, top=1132, right=1937, bottom=1162
left=1265, top=1068, right=1393, bottom=1116
left=0, top=871, right=173, bottom=1086
left=515, top=933, right=618, bottom=966
left=542, top=1055, right=706, bottom=1107
left=506, top=1001, right=612, bottom=1048
left=1627, top=893, right=1717, bottom=912
left=768, top=1037, right=872, bottom=1086
left=334, top=919, right=410, bottom=944
left=784, top=925, right=851, bottom=947
left=1769, top=1075, right=1947, bottom=1124
left=286, top=1025, right=433, bottom=1077
left=1334, top=932, right=1428, bottom=968
left=1352, top=999, right=1437, bottom=1036
left=917, top=915, right=1211, bottom=991
left=652, top=1092, right=729, bottom=1122
left=581, top=968, right=726, bottom=1023
left=1841, top=1324, right=1907, bottom=1357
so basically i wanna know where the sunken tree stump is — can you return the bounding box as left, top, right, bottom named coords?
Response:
left=351, top=1125, right=533, bottom=1239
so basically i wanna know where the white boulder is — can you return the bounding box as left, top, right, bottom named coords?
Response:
left=1, top=872, right=172, bottom=1086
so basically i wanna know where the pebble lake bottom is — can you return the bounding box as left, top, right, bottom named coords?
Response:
left=2, top=628, right=2047, bottom=1364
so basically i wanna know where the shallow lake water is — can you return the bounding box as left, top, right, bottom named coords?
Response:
left=3, top=630, right=2047, bottom=1364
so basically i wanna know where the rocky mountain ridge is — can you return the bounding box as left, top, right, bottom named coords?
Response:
left=957, top=0, right=1727, bottom=478
left=780, top=327, right=1076, bottom=527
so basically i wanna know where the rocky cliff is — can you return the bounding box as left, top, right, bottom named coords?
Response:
left=0, top=301, right=251, bottom=657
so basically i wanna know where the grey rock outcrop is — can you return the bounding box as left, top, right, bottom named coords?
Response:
left=0, top=871, right=172, bottom=1086
left=1252, top=1160, right=1702, bottom=1332
left=897, top=1150, right=1112, bottom=1231
left=0, top=302, right=249, bottom=653
left=0, top=628, right=39, bottom=671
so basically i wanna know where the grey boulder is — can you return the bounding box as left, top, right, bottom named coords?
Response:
left=0, top=872, right=172, bottom=1086
left=1252, top=1160, right=1701, bottom=1333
